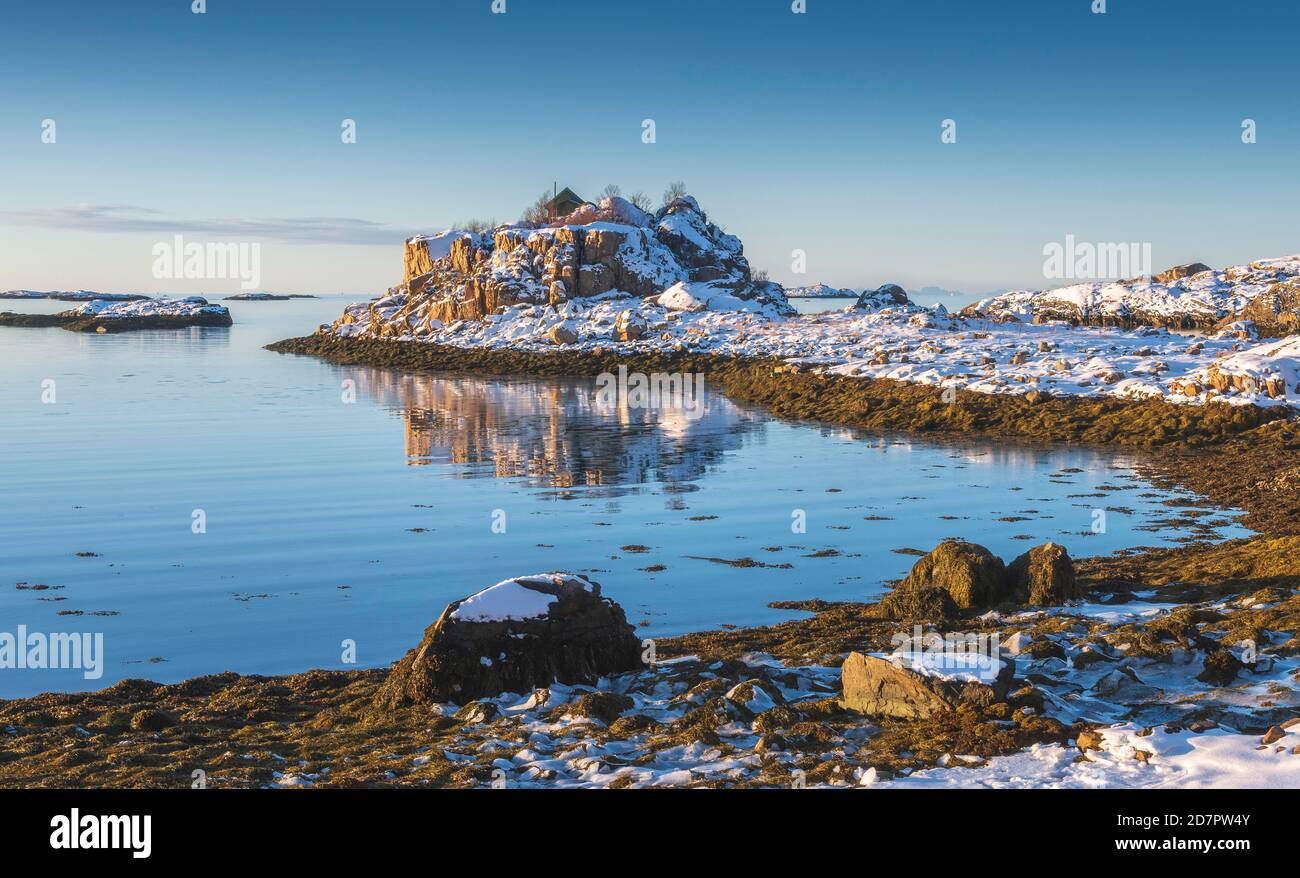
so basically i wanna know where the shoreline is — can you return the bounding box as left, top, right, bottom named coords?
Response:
left=2, top=333, right=1296, bottom=788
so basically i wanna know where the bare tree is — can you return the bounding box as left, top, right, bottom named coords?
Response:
left=662, top=181, right=687, bottom=205
left=459, top=218, right=497, bottom=234
left=599, top=183, right=622, bottom=202
left=751, top=268, right=770, bottom=283
left=628, top=191, right=652, bottom=212
left=522, top=190, right=553, bottom=225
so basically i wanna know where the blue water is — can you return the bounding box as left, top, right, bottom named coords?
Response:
left=0, top=297, right=1247, bottom=696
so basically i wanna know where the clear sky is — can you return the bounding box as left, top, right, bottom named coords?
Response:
left=2, top=0, right=1296, bottom=296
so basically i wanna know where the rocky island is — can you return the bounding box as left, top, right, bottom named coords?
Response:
left=0, top=296, right=233, bottom=333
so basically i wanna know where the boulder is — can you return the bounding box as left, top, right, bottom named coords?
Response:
left=613, top=310, right=647, bottom=341
left=547, top=324, right=578, bottom=345
left=374, top=573, right=643, bottom=708
left=1007, top=542, right=1078, bottom=606
left=839, top=651, right=1015, bottom=719
left=854, top=283, right=911, bottom=311
left=900, top=540, right=1008, bottom=610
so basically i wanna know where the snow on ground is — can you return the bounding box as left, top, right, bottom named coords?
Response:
left=879, top=724, right=1300, bottom=789
left=69, top=296, right=230, bottom=319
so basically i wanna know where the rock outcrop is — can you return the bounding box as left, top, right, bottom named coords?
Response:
left=839, top=650, right=1015, bottom=719
left=1231, top=279, right=1300, bottom=337
left=1152, top=262, right=1212, bottom=284
left=1007, top=542, right=1079, bottom=606
left=961, top=255, right=1300, bottom=330
left=332, top=194, right=792, bottom=340
left=374, top=573, right=642, bottom=708
left=853, top=283, right=911, bottom=311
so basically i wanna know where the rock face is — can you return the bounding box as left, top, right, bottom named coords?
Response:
left=374, top=573, right=643, bottom=708
left=839, top=651, right=1015, bottom=719
left=899, top=540, right=1008, bottom=610
left=1007, top=542, right=1078, bottom=606
left=1233, top=279, right=1300, bottom=337
left=332, top=194, right=792, bottom=340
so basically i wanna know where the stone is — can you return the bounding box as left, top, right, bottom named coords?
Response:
left=613, top=310, right=647, bottom=342
left=1076, top=728, right=1105, bottom=751
left=1007, top=542, right=1078, bottom=606
left=374, top=573, right=643, bottom=708
left=899, top=540, right=1008, bottom=610
left=547, top=324, right=578, bottom=345
left=1262, top=725, right=1287, bottom=745
left=839, top=651, right=1014, bottom=719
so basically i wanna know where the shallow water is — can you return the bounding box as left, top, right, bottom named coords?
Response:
left=0, top=297, right=1248, bottom=695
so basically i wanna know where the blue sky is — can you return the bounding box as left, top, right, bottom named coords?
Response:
left=2, top=0, right=1296, bottom=295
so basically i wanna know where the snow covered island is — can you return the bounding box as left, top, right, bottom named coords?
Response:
left=310, top=192, right=1300, bottom=410
left=0, top=295, right=233, bottom=333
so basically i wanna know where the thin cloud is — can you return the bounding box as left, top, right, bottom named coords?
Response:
left=0, top=204, right=419, bottom=245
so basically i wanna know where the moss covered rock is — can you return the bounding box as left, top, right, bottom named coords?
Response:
left=1008, top=542, right=1079, bottom=606
left=901, top=540, right=1007, bottom=610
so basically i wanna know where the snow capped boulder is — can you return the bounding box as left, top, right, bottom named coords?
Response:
left=1007, top=542, right=1078, bottom=606
left=839, top=649, right=1015, bottom=719
left=854, top=283, right=911, bottom=311
left=374, top=573, right=643, bottom=708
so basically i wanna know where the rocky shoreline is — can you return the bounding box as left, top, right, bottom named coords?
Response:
left=2, top=333, right=1297, bottom=788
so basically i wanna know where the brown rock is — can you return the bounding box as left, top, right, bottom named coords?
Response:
left=1007, top=542, right=1078, bottom=606
left=613, top=310, right=646, bottom=342
left=839, top=651, right=1014, bottom=719
left=1262, top=725, right=1287, bottom=745
left=547, top=324, right=578, bottom=345
left=1076, top=728, right=1105, bottom=751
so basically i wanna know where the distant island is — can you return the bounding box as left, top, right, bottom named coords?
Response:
left=223, top=293, right=320, bottom=301
left=785, top=283, right=859, bottom=298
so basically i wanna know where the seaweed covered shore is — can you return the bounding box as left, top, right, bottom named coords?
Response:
left=2, top=334, right=1298, bottom=789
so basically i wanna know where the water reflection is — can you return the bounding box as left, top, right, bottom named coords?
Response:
left=344, top=368, right=766, bottom=493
